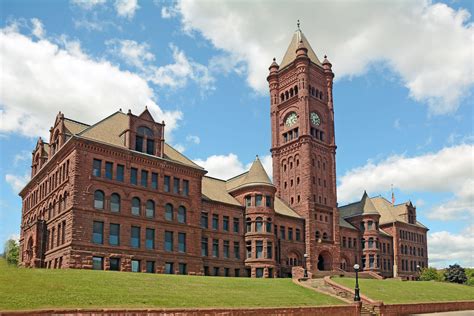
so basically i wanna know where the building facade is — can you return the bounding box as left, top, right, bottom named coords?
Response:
left=19, top=26, right=428, bottom=279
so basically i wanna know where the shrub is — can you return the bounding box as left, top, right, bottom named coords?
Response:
left=4, top=239, right=19, bottom=266
left=419, top=267, right=441, bottom=281
left=444, top=264, right=467, bottom=284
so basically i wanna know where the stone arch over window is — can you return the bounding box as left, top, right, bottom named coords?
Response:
left=110, top=193, right=121, bottom=212
left=178, top=205, right=186, bottom=223
left=94, top=190, right=104, bottom=209
left=322, top=232, right=328, bottom=240
left=315, top=230, right=321, bottom=239
left=146, top=199, right=155, bottom=218
left=165, top=203, right=173, bottom=221
left=131, top=197, right=141, bottom=215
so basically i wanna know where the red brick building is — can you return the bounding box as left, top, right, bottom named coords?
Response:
left=19, top=26, right=428, bottom=279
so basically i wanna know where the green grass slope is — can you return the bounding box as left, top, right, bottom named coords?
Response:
left=0, top=259, right=343, bottom=311
left=333, top=276, right=474, bottom=304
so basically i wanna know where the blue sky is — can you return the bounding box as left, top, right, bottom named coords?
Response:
left=0, top=0, right=472, bottom=268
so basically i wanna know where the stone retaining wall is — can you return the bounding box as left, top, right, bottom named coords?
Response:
left=380, top=301, right=474, bottom=315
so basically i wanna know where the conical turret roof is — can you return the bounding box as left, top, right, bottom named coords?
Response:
left=280, top=28, right=322, bottom=69
left=360, top=191, right=379, bottom=215
left=243, top=156, right=272, bottom=186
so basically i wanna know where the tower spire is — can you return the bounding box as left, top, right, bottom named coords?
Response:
left=297, top=19, right=300, bottom=30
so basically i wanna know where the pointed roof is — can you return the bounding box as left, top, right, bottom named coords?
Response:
left=227, top=156, right=273, bottom=192
left=280, top=28, right=322, bottom=69
left=360, top=191, right=379, bottom=215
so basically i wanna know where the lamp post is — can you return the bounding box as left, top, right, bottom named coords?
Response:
left=303, top=253, right=308, bottom=278
left=353, top=264, right=361, bottom=301
left=416, top=264, right=421, bottom=280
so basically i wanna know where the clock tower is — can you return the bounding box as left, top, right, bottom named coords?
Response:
left=267, top=24, right=341, bottom=273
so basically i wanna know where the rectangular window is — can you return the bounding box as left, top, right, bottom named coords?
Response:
left=135, top=136, right=143, bottom=152
left=146, top=261, right=155, bottom=273
left=116, top=164, right=124, bottom=182
left=201, top=212, right=208, bottom=228
left=201, top=237, right=208, bottom=256
left=131, top=259, right=140, bottom=272
left=369, top=255, right=374, bottom=268
left=234, top=241, right=240, bottom=259
left=178, top=232, right=186, bottom=253
left=223, top=240, right=229, bottom=258
left=255, top=195, right=263, bottom=206
left=224, top=268, right=230, bottom=277
left=109, top=223, right=120, bottom=246
left=92, top=256, right=103, bottom=270
left=256, top=241, right=263, bottom=259
left=267, top=242, right=272, bottom=259
left=342, top=237, right=347, bottom=248
left=165, top=262, right=174, bottom=274
left=141, top=170, right=148, bottom=187
left=105, top=162, right=113, bottom=180
left=182, top=180, right=189, bottom=196
left=212, top=239, right=219, bottom=257
left=233, top=218, right=239, bottom=233
left=92, top=221, right=103, bottom=244
left=223, top=216, right=229, bottom=231
left=213, top=267, right=219, bottom=276
left=151, top=172, right=158, bottom=189
left=110, top=258, right=120, bottom=271
left=165, top=231, right=173, bottom=251
left=245, top=196, right=251, bottom=207
left=173, top=177, right=180, bottom=194
left=164, top=176, right=170, bottom=192
left=235, top=269, right=240, bottom=277
left=296, top=229, right=301, bottom=241
left=179, top=263, right=187, bottom=275
left=146, top=228, right=155, bottom=250
left=280, top=226, right=286, bottom=240
left=131, top=168, right=138, bottom=185
left=131, top=226, right=140, bottom=248
left=212, top=214, right=219, bottom=230
left=146, top=139, right=154, bottom=155
left=265, top=195, right=272, bottom=207
left=92, top=159, right=101, bottom=177
left=288, top=228, right=293, bottom=240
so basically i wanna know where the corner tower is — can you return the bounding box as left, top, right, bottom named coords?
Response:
left=267, top=23, right=340, bottom=273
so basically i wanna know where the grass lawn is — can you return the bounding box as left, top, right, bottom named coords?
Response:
left=333, top=276, right=474, bottom=304
left=0, top=259, right=343, bottom=311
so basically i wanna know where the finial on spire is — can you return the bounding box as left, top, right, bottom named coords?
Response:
left=324, top=55, right=327, bottom=59
left=297, top=19, right=300, bottom=29
left=391, top=184, right=395, bottom=206
left=273, top=57, right=276, bottom=61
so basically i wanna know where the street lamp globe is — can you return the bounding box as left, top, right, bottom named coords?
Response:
left=354, top=264, right=360, bottom=270
left=304, top=253, right=308, bottom=258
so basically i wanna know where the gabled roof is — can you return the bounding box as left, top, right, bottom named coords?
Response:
left=280, top=28, right=322, bottom=69
left=78, top=111, right=128, bottom=147
left=338, top=191, right=380, bottom=218
left=202, top=176, right=241, bottom=206
left=339, top=217, right=357, bottom=230
left=64, top=118, right=90, bottom=135
left=274, top=197, right=302, bottom=218
left=163, top=143, right=204, bottom=169
left=228, top=156, right=274, bottom=192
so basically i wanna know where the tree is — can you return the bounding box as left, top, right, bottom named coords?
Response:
left=444, top=264, right=467, bottom=284
left=419, top=267, right=441, bottom=281
left=4, top=239, right=19, bottom=266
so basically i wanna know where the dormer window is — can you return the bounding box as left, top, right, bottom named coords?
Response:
left=136, top=126, right=154, bottom=155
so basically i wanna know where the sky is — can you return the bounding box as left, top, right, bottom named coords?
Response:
left=0, top=0, right=472, bottom=268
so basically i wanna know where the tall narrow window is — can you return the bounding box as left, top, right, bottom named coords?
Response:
left=92, top=159, right=101, bottom=177
left=131, top=260, right=140, bottom=272
left=280, top=226, right=286, bottom=239
left=201, top=237, right=208, bottom=256
left=131, top=226, right=140, bottom=248
left=110, top=193, right=120, bottom=212
left=266, top=218, right=272, bottom=233
left=182, top=180, right=189, bottom=196
left=234, top=241, right=240, bottom=259
left=178, top=206, right=186, bottom=223
left=223, top=216, right=229, bottom=231
left=201, top=212, right=208, bottom=228
left=146, top=139, right=154, bottom=155
left=246, top=241, right=251, bottom=258
left=164, top=176, right=170, bottom=192
left=246, top=218, right=251, bottom=232
left=173, top=177, right=180, bottom=194
left=165, top=262, right=174, bottom=274
left=178, top=232, right=186, bottom=253
left=141, top=170, right=148, bottom=187
left=265, top=195, right=272, bottom=207
left=146, top=228, right=155, bottom=249
left=151, top=172, right=158, bottom=189
left=165, top=203, right=173, bottom=221
left=266, top=242, right=273, bottom=259
left=93, top=190, right=104, bottom=209
left=135, top=135, right=143, bottom=152
left=256, top=241, right=263, bottom=258
left=146, top=200, right=155, bottom=218
left=288, top=228, right=293, bottom=240
left=146, top=261, right=155, bottom=273
left=92, top=221, right=103, bottom=244
left=223, top=240, right=229, bottom=258
left=233, top=218, right=239, bottom=233
left=131, top=168, right=138, bottom=185
left=165, top=231, right=173, bottom=251
left=131, top=197, right=140, bottom=216
left=212, top=239, right=219, bottom=257
left=105, top=162, right=113, bottom=180
left=212, top=214, right=219, bottom=230
left=255, top=195, right=263, bottom=206
left=109, top=223, right=120, bottom=246
left=116, top=164, right=124, bottom=182
left=245, top=196, right=251, bottom=207
left=255, top=217, right=263, bottom=232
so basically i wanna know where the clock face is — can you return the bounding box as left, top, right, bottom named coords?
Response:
left=285, top=112, right=298, bottom=127
left=310, top=112, right=321, bottom=126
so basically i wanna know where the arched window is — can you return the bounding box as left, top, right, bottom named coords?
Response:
left=165, top=203, right=173, bottom=221
left=110, top=193, right=120, bottom=212
left=280, top=93, right=284, bottom=102
left=178, top=206, right=186, bottom=223
left=136, top=126, right=154, bottom=154
left=323, top=232, right=328, bottom=240
left=315, top=230, right=321, bottom=239
left=94, top=190, right=104, bottom=209
left=266, top=218, right=272, bottom=233
left=63, top=192, right=68, bottom=211
left=246, top=217, right=252, bottom=233
left=285, top=91, right=289, bottom=100
left=137, top=126, right=153, bottom=137
left=146, top=200, right=155, bottom=218
left=294, top=85, right=298, bottom=94
left=289, top=88, right=294, bottom=97
left=255, top=217, right=263, bottom=232
left=131, top=197, right=141, bottom=215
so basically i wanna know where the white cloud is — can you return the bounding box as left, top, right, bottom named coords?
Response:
left=337, top=144, right=474, bottom=220
left=5, top=174, right=30, bottom=193
left=71, top=0, right=106, bottom=10
left=114, top=0, right=139, bottom=19
left=161, top=6, right=178, bottom=19
left=13, top=151, right=31, bottom=167
left=106, top=39, right=155, bottom=69
left=186, top=135, right=200, bottom=144
left=428, top=225, right=474, bottom=268
left=0, top=23, right=182, bottom=140
left=393, top=119, right=401, bottom=130
left=173, top=143, right=186, bottom=153
left=193, top=153, right=272, bottom=180
left=176, top=0, right=473, bottom=114
left=30, top=18, right=45, bottom=39
left=7, top=234, right=20, bottom=242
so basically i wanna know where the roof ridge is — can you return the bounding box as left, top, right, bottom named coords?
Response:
left=78, top=111, right=124, bottom=136
left=64, top=117, right=91, bottom=127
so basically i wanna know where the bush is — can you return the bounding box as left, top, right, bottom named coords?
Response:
left=4, top=239, right=19, bottom=266
left=444, top=264, right=467, bottom=284
left=419, top=267, right=441, bottom=281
